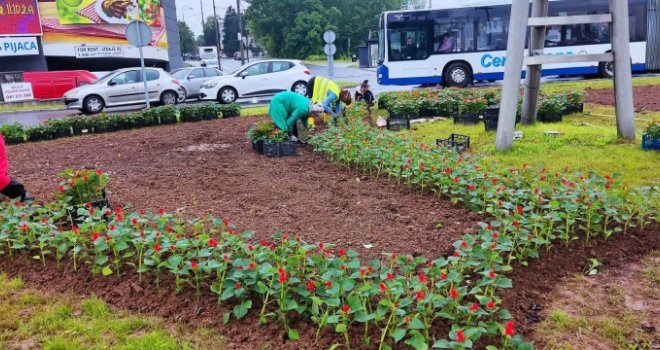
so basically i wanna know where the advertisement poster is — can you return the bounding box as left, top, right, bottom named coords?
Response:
left=38, top=0, right=168, bottom=51
left=0, top=0, right=43, bottom=36
left=2, top=82, right=35, bottom=102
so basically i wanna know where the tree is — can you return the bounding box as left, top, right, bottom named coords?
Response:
left=245, top=0, right=406, bottom=59
left=202, top=16, right=219, bottom=47
left=178, top=21, right=197, bottom=55
left=222, top=7, right=245, bottom=56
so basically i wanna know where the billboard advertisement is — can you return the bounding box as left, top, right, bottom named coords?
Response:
left=0, top=0, right=44, bottom=36
left=38, top=0, right=168, bottom=58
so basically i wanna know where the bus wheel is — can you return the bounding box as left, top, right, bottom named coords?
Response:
left=599, top=61, right=614, bottom=79
left=444, top=62, right=472, bottom=88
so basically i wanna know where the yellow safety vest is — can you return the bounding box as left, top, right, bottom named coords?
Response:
left=311, top=77, right=341, bottom=105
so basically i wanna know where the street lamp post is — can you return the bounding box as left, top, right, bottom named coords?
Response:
left=236, top=0, right=245, bottom=65
left=181, top=6, right=193, bottom=23
left=211, top=0, right=222, bottom=70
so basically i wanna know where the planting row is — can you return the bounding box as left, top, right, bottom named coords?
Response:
left=0, top=169, right=526, bottom=350
left=0, top=102, right=241, bottom=144
left=378, top=88, right=585, bottom=123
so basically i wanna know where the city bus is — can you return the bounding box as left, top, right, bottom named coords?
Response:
left=377, top=0, right=659, bottom=87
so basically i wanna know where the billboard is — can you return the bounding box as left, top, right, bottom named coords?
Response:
left=38, top=0, right=168, bottom=53
left=0, top=0, right=44, bottom=36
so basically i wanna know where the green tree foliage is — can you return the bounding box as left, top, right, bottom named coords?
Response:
left=202, top=16, right=219, bottom=47
left=222, top=7, right=247, bottom=57
left=178, top=21, right=197, bottom=55
left=245, top=0, right=405, bottom=58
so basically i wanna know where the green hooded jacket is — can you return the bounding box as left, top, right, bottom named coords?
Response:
left=269, top=91, right=310, bottom=133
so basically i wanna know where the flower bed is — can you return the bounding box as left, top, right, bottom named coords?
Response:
left=0, top=102, right=241, bottom=144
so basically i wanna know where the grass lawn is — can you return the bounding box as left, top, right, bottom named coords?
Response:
left=0, top=274, right=224, bottom=350
left=0, top=102, right=64, bottom=114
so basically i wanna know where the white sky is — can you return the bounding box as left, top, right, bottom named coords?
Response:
left=176, top=0, right=250, bottom=36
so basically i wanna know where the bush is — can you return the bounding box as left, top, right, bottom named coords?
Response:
left=0, top=123, right=26, bottom=143
left=538, top=95, right=567, bottom=115
left=218, top=102, right=241, bottom=117
left=645, top=120, right=660, bottom=138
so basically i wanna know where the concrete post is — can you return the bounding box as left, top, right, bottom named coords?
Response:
left=521, top=0, right=548, bottom=125
left=609, top=0, right=636, bottom=139
left=496, top=0, right=530, bottom=151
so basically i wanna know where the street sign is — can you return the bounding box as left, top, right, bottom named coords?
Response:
left=323, top=30, right=336, bottom=44
left=323, top=43, right=336, bottom=56
left=125, top=21, right=152, bottom=48
left=125, top=20, right=152, bottom=108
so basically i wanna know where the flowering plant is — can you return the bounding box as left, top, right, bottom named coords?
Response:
left=55, top=169, right=110, bottom=205
left=247, top=121, right=277, bottom=142
left=645, top=120, right=660, bottom=138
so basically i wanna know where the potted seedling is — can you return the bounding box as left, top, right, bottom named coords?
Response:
left=538, top=95, right=566, bottom=123
left=0, top=123, right=26, bottom=145
left=454, top=95, right=486, bottom=125
left=55, top=168, right=110, bottom=224
left=642, top=120, right=660, bottom=151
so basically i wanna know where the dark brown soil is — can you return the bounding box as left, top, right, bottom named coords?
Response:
left=586, top=85, right=660, bottom=111
left=500, top=223, right=660, bottom=340
left=6, top=116, right=481, bottom=260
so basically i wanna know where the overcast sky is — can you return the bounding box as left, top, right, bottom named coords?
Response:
left=176, top=0, right=249, bottom=36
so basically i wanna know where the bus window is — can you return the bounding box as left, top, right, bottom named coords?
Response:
left=387, top=12, right=432, bottom=61
left=432, top=8, right=476, bottom=54
left=475, top=5, right=510, bottom=52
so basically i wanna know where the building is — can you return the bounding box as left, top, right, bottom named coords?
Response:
left=0, top=0, right=183, bottom=73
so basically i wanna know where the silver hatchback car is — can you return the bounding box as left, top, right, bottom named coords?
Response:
left=63, top=67, right=184, bottom=114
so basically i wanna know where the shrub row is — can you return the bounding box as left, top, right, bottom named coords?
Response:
left=0, top=102, right=241, bottom=144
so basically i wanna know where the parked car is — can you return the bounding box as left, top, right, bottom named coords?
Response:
left=171, top=67, right=224, bottom=100
left=62, top=68, right=184, bottom=114
left=199, top=59, right=310, bottom=104
left=23, top=70, right=97, bottom=100
left=201, top=59, right=220, bottom=69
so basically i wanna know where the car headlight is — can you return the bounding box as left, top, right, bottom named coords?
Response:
left=202, top=82, right=219, bottom=89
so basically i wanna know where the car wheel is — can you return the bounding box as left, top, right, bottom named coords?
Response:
left=444, top=62, right=472, bottom=88
left=292, top=81, right=308, bottom=96
left=599, top=61, right=614, bottom=79
left=177, top=88, right=187, bottom=103
left=83, top=95, right=105, bottom=114
left=218, top=87, right=237, bottom=104
left=161, top=90, right=178, bottom=105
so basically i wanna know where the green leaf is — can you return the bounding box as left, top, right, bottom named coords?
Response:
left=335, top=323, right=347, bottom=333
left=404, top=332, right=428, bottom=350
left=409, top=318, right=425, bottom=330
left=392, top=328, right=406, bottom=343
left=102, top=266, right=113, bottom=276
left=517, top=342, right=534, bottom=350
left=221, top=286, right=235, bottom=301
left=432, top=339, right=450, bottom=348
left=287, top=328, right=300, bottom=340
left=285, top=299, right=298, bottom=311
left=498, top=309, right=513, bottom=320
left=233, top=300, right=252, bottom=319
left=326, top=315, right=340, bottom=324
left=223, top=312, right=231, bottom=324
left=95, top=255, right=109, bottom=266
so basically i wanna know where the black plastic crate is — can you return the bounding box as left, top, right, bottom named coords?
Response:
left=483, top=105, right=499, bottom=131
left=251, top=140, right=264, bottom=154
left=642, top=134, right=660, bottom=151
left=263, top=140, right=297, bottom=157
left=539, top=112, right=563, bottom=123
left=436, top=134, right=470, bottom=153
left=564, top=103, right=584, bottom=114
left=453, top=113, right=480, bottom=125
left=386, top=114, right=411, bottom=131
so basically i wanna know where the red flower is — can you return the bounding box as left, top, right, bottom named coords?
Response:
left=492, top=231, right=499, bottom=240
left=487, top=300, right=496, bottom=309
left=248, top=244, right=254, bottom=252
left=341, top=305, right=350, bottom=314
left=58, top=185, right=65, bottom=193
left=223, top=218, right=229, bottom=227
left=165, top=225, right=173, bottom=233
left=96, top=169, right=103, bottom=176
left=139, top=209, right=146, bottom=216
left=154, top=243, right=162, bottom=252
left=248, top=262, right=256, bottom=270
left=234, top=282, right=241, bottom=289
left=453, top=176, right=459, bottom=184
left=444, top=167, right=452, bottom=175
left=325, top=280, right=333, bottom=288
left=404, top=316, right=411, bottom=324
left=368, top=265, right=374, bottom=274
left=158, top=208, right=165, bottom=215
left=209, top=238, right=218, bottom=248
left=516, top=205, right=523, bottom=215
left=440, top=272, right=448, bottom=280
left=169, top=245, right=175, bottom=252
left=72, top=226, right=79, bottom=234
left=450, top=288, right=459, bottom=299
left=417, top=273, right=427, bottom=283
left=456, top=329, right=465, bottom=342
left=468, top=184, right=476, bottom=192
left=337, top=248, right=346, bottom=258
left=414, top=291, right=425, bottom=302
left=260, top=240, right=268, bottom=247
left=489, top=271, right=497, bottom=279
left=470, top=303, right=479, bottom=312
left=460, top=240, right=468, bottom=249
left=223, top=254, right=230, bottom=261
left=340, top=264, right=347, bottom=271
left=379, top=282, right=388, bottom=294
left=190, top=261, right=199, bottom=270
left=131, top=218, right=139, bottom=226
left=512, top=221, right=520, bottom=230
left=491, top=177, right=497, bottom=185
left=307, top=281, right=316, bottom=293
left=419, top=162, right=425, bottom=171
left=20, top=223, right=28, bottom=233
left=359, top=267, right=367, bottom=277
left=317, top=242, right=324, bottom=250
left=91, top=232, right=100, bottom=241
left=104, top=235, right=111, bottom=242
left=504, top=320, right=515, bottom=337
left=278, top=267, right=287, bottom=284
left=386, top=272, right=394, bottom=281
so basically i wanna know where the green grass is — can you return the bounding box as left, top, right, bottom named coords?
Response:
left=0, top=273, right=224, bottom=350
left=402, top=106, right=660, bottom=188
left=0, top=101, right=64, bottom=113
left=540, top=75, right=660, bottom=94
left=241, top=105, right=269, bottom=117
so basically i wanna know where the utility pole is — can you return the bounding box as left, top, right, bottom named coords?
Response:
left=236, top=0, right=245, bottom=65
left=212, top=0, right=222, bottom=70
left=200, top=0, right=205, bottom=31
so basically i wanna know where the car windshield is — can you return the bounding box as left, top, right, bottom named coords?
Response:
left=93, top=71, right=116, bottom=84
left=171, top=69, right=189, bottom=79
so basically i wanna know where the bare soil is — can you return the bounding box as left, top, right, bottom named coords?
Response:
left=586, top=85, right=660, bottom=111
left=6, top=116, right=481, bottom=260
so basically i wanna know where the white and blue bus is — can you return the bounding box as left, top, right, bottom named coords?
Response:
left=377, top=0, right=660, bottom=87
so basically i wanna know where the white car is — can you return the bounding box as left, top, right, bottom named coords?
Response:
left=199, top=59, right=310, bottom=104
left=62, top=68, right=184, bottom=114
left=171, top=67, right=224, bottom=100
left=201, top=59, right=220, bottom=69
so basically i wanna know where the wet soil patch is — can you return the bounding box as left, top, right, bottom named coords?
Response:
left=586, top=85, right=660, bottom=111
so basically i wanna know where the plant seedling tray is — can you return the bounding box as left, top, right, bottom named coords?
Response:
left=252, top=140, right=264, bottom=154
left=642, top=134, right=660, bottom=151
left=386, top=114, right=411, bottom=131
left=263, top=140, right=297, bottom=157
left=453, top=113, right=480, bottom=125
left=437, top=133, right=470, bottom=153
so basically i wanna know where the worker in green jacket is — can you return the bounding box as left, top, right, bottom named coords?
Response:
left=269, top=91, right=324, bottom=141
left=307, top=76, right=352, bottom=118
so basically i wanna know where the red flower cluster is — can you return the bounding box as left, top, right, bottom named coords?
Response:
left=208, top=238, right=218, bottom=248
left=278, top=267, right=287, bottom=284
left=307, top=281, right=316, bottom=293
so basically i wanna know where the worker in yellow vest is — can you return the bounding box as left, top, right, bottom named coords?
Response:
left=307, top=76, right=352, bottom=119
